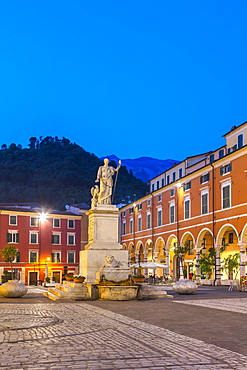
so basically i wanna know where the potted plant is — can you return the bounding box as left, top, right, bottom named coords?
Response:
left=73, top=275, right=86, bottom=283
left=65, top=274, right=74, bottom=281
left=133, top=274, right=145, bottom=283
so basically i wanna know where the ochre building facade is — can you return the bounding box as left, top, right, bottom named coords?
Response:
left=120, top=122, right=247, bottom=284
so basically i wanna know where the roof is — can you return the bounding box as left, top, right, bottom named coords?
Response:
left=223, top=121, right=247, bottom=137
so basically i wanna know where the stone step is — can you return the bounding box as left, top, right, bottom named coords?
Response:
left=137, top=286, right=173, bottom=300
left=43, top=291, right=58, bottom=301
left=43, top=282, right=91, bottom=301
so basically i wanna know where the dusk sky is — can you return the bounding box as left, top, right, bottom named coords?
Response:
left=0, top=1, right=246, bottom=161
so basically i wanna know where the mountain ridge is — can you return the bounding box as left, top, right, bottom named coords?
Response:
left=101, top=155, right=180, bottom=182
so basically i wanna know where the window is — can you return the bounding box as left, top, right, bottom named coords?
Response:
left=130, top=219, right=133, bottom=233
left=220, top=163, right=232, bottom=175
left=16, top=251, right=20, bottom=263
left=6, top=231, right=19, bottom=243
left=52, top=234, right=61, bottom=244
left=123, top=211, right=126, bottom=217
left=166, top=175, right=170, bottom=185
left=147, top=199, right=151, bottom=207
left=200, top=173, right=210, bottom=184
left=67, top=251, right=75, bottom=263
left=157, top=180, right=160, bottom=190
left=183, top=181, right=191, bottom=191
left=170, top=188, right=175, bottom=197
left=184, top=197, right=190, bottom=219
left=161, top=178, right=165, bottom=187
left=29, top=251, right=38, bottom=263
left=30, top=232, right=38, bottom=244
left=210, top=154, right=215, bottom=163
left=51, top=252, right=61, bottom=263
left=30, top=217, right=39, bottom=227
left=238, top=134, right=244, bottom=149
left=170, top=204, right=175, bottom=223
left=137, top=203, right=142, bottom=211
left=67, top=233, right=75, bottom=245
left=222, top=182, right=231, bottom=209
left=123, top=221, right=126, bottom=235
left=158, top=194, right=162, bottom=202
left=157, top=208, right=162, bottom=227
left=138, top=215, right=142, bottom=231
left=9, top=215, right=17, bottom=225
left=147, top=213, right=151, bottom=229
left=219, top=149, right=225, bottom=158
left=129, top=207, right=134, bottom=214
left=151, top=183, right=155, bottom=192
left=179, top=168, right=183, bottom=179
left=201, top=192, right=208, bottom=215
left=228, top=232, right=234, bottom=244
left=68, top=219, right=75, bottom=229
left=53, top=218, right=60, bottom=228
left=172, top=172, right=176, bottom=182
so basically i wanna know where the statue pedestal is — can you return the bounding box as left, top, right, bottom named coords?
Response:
left=79, top=205, right=128, bottom=283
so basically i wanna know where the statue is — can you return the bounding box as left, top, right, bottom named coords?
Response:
left=90, top=185, right=99, bottom=209
left=103, top=255, right=123, bottom=268
left=95, top=158, right=121, bottom=205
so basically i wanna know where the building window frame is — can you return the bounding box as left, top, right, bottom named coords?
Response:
left=67, top=233, right=75, bottom=245
left=157, top=207, right=162, bottom=227
left=147, top=212, right=151, bottom=229
left=53, top=218, right=61, bottom=228
left=184, top=196, right=190, bottom=219
left=9, top=215, right=17, bottom=225
left=68, top=219, right=75, bottom=229
left=67, top=251, right=75, bottom=263
left=30, top=232, right=38, bottom=244
left=7, top=230, right=19, bottom=243
left=51, top=251, right=61, bottom=263
left=137, top=215, right=142, bottom=232
left=169, top=203, right=175, bottom=224
left=221, top=180, right=231, bottom=209
left=201, top=189, right=209, bottom=215
left=52, top=233, right=61, bottom=245
left=129, top=218, right=133, bottom=234
left=30, top=216, right=39, bottom=227
left=29, top=250, right=38, bottom=263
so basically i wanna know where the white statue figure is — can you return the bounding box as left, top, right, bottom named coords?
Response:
left=103, top=255, right=123, bottom=268
left=95, top=158, right=121, bottom=205
left=90, top=185, right=99, bottom=208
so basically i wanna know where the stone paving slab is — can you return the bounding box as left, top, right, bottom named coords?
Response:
left=174, top=298, right=247, bottom=314
left=0, top=302, right=247, bottom=369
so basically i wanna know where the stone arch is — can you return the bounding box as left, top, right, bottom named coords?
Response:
left=145, top=239, right=153, bottom=262
left=180, top=231, right=196, bottom=247
left=239, top=222, right=247, bottom=244
left=128, top=242, right=135, bottom=264
left=135, top=241, right=144, bottom=263
left=166, top=234, right=178, bottom=251
left=216, top=223, right=240, bottom=280
left=196, top=228, right=214, bottom=253
left=154, top=237, right=165, bottom=263
left=216, top=223, right=240, bottom=247
left=122, top=243, right=127, bottom=251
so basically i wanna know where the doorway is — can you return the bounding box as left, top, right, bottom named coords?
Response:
left=29, top=272, right=38, bottom=285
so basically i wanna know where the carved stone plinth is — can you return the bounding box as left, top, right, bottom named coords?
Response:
left=79, top=205, right=128, bottom=283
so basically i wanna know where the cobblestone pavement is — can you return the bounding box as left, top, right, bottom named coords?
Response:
left=0, top=302, right=247, bottom=370
left=174, top=298, right=247, bottom=314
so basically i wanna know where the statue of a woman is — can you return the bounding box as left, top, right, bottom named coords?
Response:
left=95, top=158, right=121, bottom=205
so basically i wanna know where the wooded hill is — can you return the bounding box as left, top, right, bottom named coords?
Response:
left=0, top=137, right=148, bottom=210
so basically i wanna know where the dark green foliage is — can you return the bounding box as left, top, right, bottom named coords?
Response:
left=0, top=137, right=147, bottom=209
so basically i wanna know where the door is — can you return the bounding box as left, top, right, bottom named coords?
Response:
left=29, top=272, right=38, bottom=285
left=53, top=271, right=61, bottom=283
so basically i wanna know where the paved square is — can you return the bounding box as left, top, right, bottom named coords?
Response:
left=0, top=301, right=247, bottom=369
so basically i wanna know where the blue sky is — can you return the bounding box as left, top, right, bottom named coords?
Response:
left=0, top=1, right=246, bottom=161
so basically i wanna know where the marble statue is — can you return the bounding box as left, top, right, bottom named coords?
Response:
left=103, top=255, right=123, bottom=268
left=95, top=158, right=121, bottom=205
